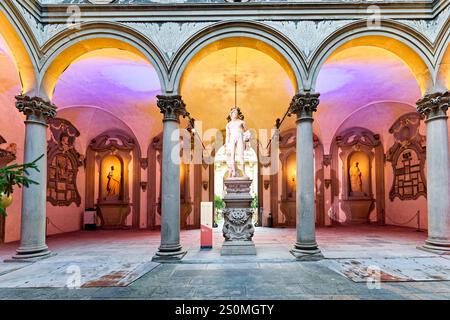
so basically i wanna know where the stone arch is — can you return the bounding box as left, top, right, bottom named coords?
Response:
left=169, top=20, right=307, bottom=93
left=327, top=100, right=418, bottom=154
left=433, top=9, right=450, bottom=90
left=0, top=5, right=38, bottom=95
left=57, top=105, right=143, bottom=229
left=308, top=21, right=435, bottom=95
left=39, top=22, right=168, bottom=100
left=435, top=26, right=450, bottom=91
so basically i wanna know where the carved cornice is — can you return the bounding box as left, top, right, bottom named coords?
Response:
left=157, top=95, right=187, bottom=122
left=288, top=92, right=320, bottom=120
left=336, top=127, right=381, bottom=149
left=416, top=91, right=449, bottom=121
left=89, top=131, right=136, bottom=152
left=15, top=95, right=57, bottom=123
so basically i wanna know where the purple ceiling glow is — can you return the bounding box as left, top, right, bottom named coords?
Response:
left=315, top=46, right=422, bottom=146
left=52, top=48, right=163, bottom=147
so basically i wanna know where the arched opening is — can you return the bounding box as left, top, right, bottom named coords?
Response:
left=314, top=38, right=427, bottom=232
left=0, top=10, right=37, bottom=94
left=312, top=35, right=433, bottom=95
left=45, top=44, right=163, bottom=236
left=179, top=36, right=299, bottom=229
left=0, top=29, right=30, bottom=243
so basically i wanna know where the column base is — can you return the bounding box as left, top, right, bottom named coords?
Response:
left=290, top=242, right=323, bottom=261
left=10, top=245, right=52, bottom=262
left=152, top=244, right=187, bottom=263
left=417, top=239, right=450, bottom=255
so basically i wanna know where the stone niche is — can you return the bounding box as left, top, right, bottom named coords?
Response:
left=86, top=131, right=137, bottom=229
left=336, top=127, right=383, bottom=224
left=278, top=128, right=322, bottom=227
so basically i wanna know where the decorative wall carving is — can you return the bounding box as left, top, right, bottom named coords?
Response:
left=397, top=6, right=449, bottom=44
left=0, top=136, right=16, bottom=168
left=127, top=22, right=211, bottom=61
left=222, top=208, right=255, bottom=241
left=47, top=118, right=83, bottom=207
left=140, top=158, right=149, bottom=170
left=263, top=20, right=355, bottom=60
left=387, top=112, right=426, bottom=201
left=0, top=135, right=16, bottom=243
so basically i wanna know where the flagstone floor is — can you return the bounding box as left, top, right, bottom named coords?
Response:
left=1, top=225, right=450, bottom=300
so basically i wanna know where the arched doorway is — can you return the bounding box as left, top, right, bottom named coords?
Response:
left=178, top=36, right=298, bottom=230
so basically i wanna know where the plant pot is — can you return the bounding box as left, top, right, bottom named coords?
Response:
left=0, top=192, right=13, bottom=209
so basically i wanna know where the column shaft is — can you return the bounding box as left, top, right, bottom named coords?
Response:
left=13, top=95, right=56, bottom=260
left=289, top=92, right=322, bottom=259
left=152, top=95, right=187, bottom=262
left=417, top=91, right=450, bottom=252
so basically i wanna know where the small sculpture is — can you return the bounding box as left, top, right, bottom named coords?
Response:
left=349, top=161, right=363, bottom=193
left=106, top=165, right=121, bottom=197
left=225, top=107, right=250, bottom=178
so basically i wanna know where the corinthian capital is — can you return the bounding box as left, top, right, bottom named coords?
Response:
left=15, top=95, right=57, bottom=124
left=157, top=95, right=187, bottom=122
left=416, top=91, right=449, bottom=121
left=289, top=91, right=320, bottom=120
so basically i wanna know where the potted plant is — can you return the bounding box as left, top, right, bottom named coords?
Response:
left=0, top=155, right=43, bottom=217
left=214, top=194, right=225, bottom=227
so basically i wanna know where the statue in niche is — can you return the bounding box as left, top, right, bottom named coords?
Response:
left=225, top=107, right=251, bottom=178
left=349, top=161, right=363, bottom=194
left=106, top=165, right=121, bottom=197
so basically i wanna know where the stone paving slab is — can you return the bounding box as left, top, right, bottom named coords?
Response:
left=0, top=256, right=159, bottom=288
left=322, top=257, right=450, bottom=282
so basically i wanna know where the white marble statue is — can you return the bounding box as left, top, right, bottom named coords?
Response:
left=225, top=108, right=250, bottom=178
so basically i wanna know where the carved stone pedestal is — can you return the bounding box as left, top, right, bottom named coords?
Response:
left=341, top=197, right=374, bottom=224
left=221, top=177, right=256, bottom=256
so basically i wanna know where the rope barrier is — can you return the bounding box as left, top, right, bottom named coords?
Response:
left=385, top=210, right=422, bottom=231
left=46, top=217, right=70, bottom=234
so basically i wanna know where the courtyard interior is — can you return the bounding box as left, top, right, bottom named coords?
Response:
left=1, top=225, right=450, bottom=300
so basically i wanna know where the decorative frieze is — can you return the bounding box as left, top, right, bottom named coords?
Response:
left=397, top=6, right=449, bottom=44
left=263, top=20, right=355, bottom=60
left=126, top=22, right=211, bottom=61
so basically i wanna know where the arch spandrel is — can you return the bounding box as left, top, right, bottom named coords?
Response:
left=39, top=24, right=168, bottom=100
left=170, top=21, right=307, bottom=94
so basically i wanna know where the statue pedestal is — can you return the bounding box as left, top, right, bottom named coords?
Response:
left=221, top=177, right=256, bottom=256
left=341, top=196, right=374, bottom=224
left=97, top=202, right=131, bottom=229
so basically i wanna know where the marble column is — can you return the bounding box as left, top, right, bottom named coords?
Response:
left=152, top=95, right=187, bottom=262
left=417, top=91, right=450, bottom=252
left=289, top=91, right=322, bottom=259
left=13, top=95, right=57, bottom=260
